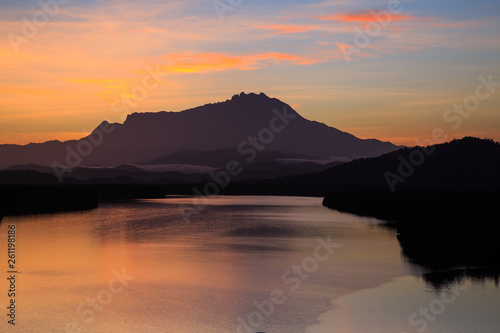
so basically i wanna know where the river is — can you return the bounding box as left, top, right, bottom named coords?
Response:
left=1, top=195, right=498, bottom=332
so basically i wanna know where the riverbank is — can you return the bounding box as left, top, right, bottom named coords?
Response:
left=0, top=185, right=98, bottom=216
left=322, top=190, right=500, bottom=274
left=0, top=184, right=167, bottom=217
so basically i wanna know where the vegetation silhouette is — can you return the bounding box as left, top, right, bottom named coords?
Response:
left=0, top=185, right=98, bottom=216
left=276, top=137, right=500, bottom=191
left=0, top=170, right=166, bottom=216
left=321, top=137, right=500, bottom=289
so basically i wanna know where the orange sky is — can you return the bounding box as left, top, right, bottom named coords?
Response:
left=1, top=0, right=499, bottom=146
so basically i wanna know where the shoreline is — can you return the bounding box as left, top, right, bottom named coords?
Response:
left=322, top=190, right=500, bottom=286
left=306, top=273, right=499, bottom=333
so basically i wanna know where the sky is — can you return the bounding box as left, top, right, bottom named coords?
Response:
left=1, top=0, right=499, bottom=146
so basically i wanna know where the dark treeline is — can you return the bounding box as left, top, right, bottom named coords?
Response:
left=272, top=137, right=500, bottom=191
left=322, top=190, right=500, bottom=288
left=92, top=184, right=167, bottom=200
left=0, top=185, right=99, bottom=216
left=0, top=184, right=167, bottom=218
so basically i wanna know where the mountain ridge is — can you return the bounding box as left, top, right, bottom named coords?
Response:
left=0, top=92, right=400, bottom=169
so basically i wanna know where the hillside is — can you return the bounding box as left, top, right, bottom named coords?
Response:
left=281, top=137, right=500, bottom=191
left=0, top=92, right=399, bottom=169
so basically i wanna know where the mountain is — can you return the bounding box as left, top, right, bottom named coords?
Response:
left=278, top=137, right=500, bottom=191
left=0, top=92, right=399, bottom=169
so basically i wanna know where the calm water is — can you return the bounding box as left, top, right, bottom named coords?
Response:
left=0, top=196, right=498, bottom=332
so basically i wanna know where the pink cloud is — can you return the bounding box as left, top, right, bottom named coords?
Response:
left=319, top=10, right=416, bottom=26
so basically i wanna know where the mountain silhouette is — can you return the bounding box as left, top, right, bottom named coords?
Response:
left=0, top=92, right=399, bottom=169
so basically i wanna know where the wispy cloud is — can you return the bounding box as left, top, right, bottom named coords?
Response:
left=161, top=52, right=319, bottom=73
left=247, top=23, right=319, bottom=35
left=318, top=10, right=415, bottom=26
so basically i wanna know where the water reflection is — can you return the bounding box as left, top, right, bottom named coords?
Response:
left=421, top=267, right=500, bottom=289
left=393, top=224, right=500, bottom=289
left=0, top=195, right=498, bottom=333
left=324, top=190, right=500, bottom=290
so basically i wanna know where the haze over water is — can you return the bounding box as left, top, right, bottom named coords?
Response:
left=1, top=196, right=498, bottom=332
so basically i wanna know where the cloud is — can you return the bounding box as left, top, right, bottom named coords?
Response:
left=248, top=23, right=318, bottom=35
left=135, top=164, right=217, bottom=174
left=318, top=10, right=416, bottom=27
left=160, top=52, right=319, bottom=73
left=1, top=0, right=499, bottom=145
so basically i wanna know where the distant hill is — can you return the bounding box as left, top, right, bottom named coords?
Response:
left=281, top=137, right=500, bottom=191
left=3, top=137, right=498, bottom=193
left=0, top=92, right=399, bottom=169
left=318, top=137, right=500, bottom=278
left=2, top=158, right=341, bottom=184
left=0, top=170, right=59, bottom=184
left=4, top=163, right=55, bottom=174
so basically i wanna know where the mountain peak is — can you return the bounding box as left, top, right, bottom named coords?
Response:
left=0, top=93, right=400, bottom=168
left=231, top=92, right=270, bottom=101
